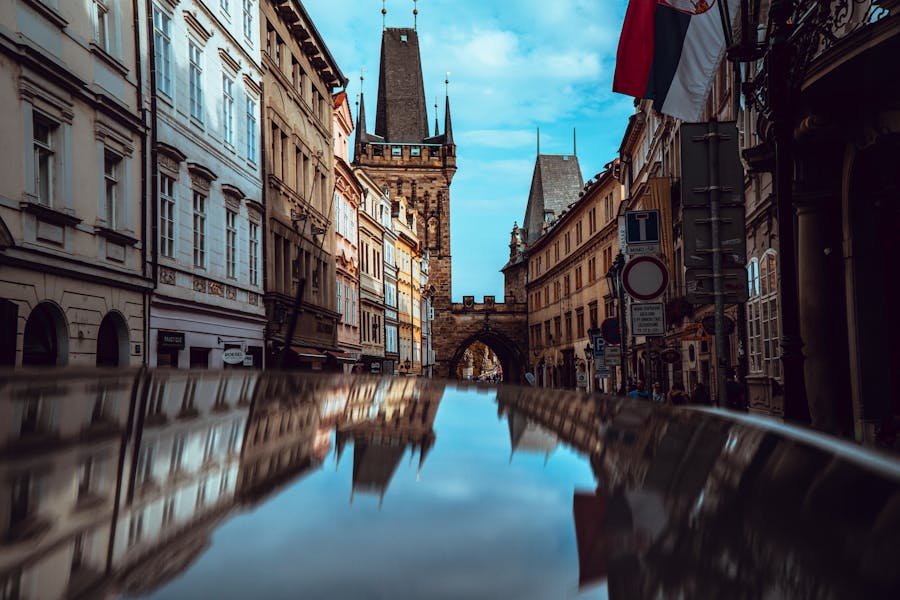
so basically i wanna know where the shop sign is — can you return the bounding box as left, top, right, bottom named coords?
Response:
left=243, top=354, right=254, bottom=367
left=223, top=348, right=246, bottom=365
left=157, top=330, right=185, bottom=350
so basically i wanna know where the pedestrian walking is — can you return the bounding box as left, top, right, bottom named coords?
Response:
left=628, top=380, right=650, bottom=400
left=668, top=382, right=689, bottom=406
left=651, top=382, right=666, bottom=403
left=724, top=368, right=747, bottom=412
left=691, top=381, right=711, bottom=406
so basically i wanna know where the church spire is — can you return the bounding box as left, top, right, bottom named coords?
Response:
left=443, top=74, right=454, bottom=146
left=374, top=28, right=430, bottom=142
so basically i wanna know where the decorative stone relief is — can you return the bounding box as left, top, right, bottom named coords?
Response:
left=160, top=267, right=176, bottom=285
left=193, top=276, right=206, bottom=293
left=249, top=293, right=259, bottom=306
left=190, top=174, right=211, bottom=192
left=225, top=285, right=237, bottom=300
left=208, top=281, right=224, bottom=297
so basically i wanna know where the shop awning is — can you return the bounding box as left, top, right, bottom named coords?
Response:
left=326, top=350, right=357, bottom=363
left=291, top=346, right=327, bottom=359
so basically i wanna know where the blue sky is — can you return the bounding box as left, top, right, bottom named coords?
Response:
left=305, top=0, right=634, bottom=301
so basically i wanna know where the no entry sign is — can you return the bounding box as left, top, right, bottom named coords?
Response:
left=622, top=256, right=669, bottom=301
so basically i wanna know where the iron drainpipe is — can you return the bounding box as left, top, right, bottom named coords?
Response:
left=132, top=0, right=150, bottom=365
left=143, top=0, right=159, bottom=366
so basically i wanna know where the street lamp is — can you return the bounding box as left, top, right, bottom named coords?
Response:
left=605, top=252, right=628, bottom=394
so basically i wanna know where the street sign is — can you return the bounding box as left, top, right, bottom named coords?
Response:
left=242, top=354, right=254, bottom=367
left=577, top=372, right=588, bottom=387
left=682, top=206, right=747, bottom=268
left=625, top=210, right=661, bottom=256
left=684, top=267, right=749, bottom=304
left=631, top=302, right=666, bottom=336
left=622, top=256, right=670, bottom=301
left=604, top=345, right=621, bottom=361
left=592, top=334, right=606, bottom=361
left=595, top=364, right=611, bottom=378
left=600, top=318, right=620, bottom=345
left=648, top=350, right=660, bottom=360
left=680, top=122, right=744, bottom=208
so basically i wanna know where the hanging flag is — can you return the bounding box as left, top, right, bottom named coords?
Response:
left=613, top=0, right=736, bottom=122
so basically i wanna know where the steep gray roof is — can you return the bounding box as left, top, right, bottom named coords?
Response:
left=375, top=28, right=430, bottom=143
left=523, top=155, right=584, bottom=244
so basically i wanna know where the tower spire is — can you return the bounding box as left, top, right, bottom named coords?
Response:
left=355, top=67, right=368, bottom=146
left=444, top=73, right=453, bottom=146
left=413, top=0, right=419, bottom=30
left=434, top=96, right=439, bottom=136
left=382, top=0, right=387, bottom=30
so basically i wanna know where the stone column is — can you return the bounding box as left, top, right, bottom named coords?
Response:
left=795, top=135, right=851, bottom=434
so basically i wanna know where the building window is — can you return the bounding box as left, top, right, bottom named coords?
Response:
left=152, top=7, right=172, bottom=96
left=747, top=252, right=780, bottom=377
left=33, top=115, right=56, bottom=207
left=193, top=192, right=206, bottom=268
left=162, top=497, right=175, bottom=528
left=219, top=0, right=230, bottom=16
left=242, top=0, right=254, bottom=42
left=336, top=280, right=342, bottom=318
left=223, top=75, right=234, bottom=146
left=94, top=0, right=110, bottom=52
left=249, top=221, right=259, bottom=286
left=189, top=41, right=203, bottom=123
left=575, top=266, right=582, bottom=290
left=589, top=302, right=598, bottom=330
left=565, top=312, right=572, bottom=341
left=128, top=511, right=144, bottom=547
left=104, top=151, right=120, bottom=229
left=226, top=209, right=237, bottom=279
left=391, top=146, right=402, bottom=157
left=159, top=174, right=175, bottom=258
left=245, top=97, right=257, bottom=162
left=576, top=309, right=585, bottom=339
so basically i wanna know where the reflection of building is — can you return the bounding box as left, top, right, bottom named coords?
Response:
left=236, top=376, right=325, bottom=504
left=506, top=410, right=558, bottom=460
left=336, top=378, right=442, bottom=503
left=147, top=0, right=266, bottom=370
left=260, top=0, right=346, bottom=369
left=0, top=2, right=151, bottom=368
left=0, top=373, right=135, bottom=598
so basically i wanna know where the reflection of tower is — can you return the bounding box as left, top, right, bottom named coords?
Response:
left=337, top=379, right=442, bottom=505
left=507, top=410, right=558, bottom=462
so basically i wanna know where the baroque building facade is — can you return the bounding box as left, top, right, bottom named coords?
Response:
left=146, top=0, right=266, bottom=369
left=355, top=166, right=389, bottom=374
left=0, top=0, right=151, bottom=368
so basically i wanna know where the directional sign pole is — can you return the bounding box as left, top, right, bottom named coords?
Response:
left=707, top=119, right=729, bottom=408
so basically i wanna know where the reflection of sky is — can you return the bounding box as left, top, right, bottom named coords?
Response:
left=136, top=388, right=607, bottom=599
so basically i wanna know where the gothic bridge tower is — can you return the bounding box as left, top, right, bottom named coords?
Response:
left=354, top=27, right=527, bottom=381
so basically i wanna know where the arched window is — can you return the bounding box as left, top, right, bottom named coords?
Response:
left=746, top=251, right=780, bottom=377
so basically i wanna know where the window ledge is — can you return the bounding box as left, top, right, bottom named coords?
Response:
left=22, top=0, right=68, bottom=29
left=90, top=43, right=130, bottom=76
left=20, top=200, right=81, bottom=227
left=95, top=226, right=138, bottom=247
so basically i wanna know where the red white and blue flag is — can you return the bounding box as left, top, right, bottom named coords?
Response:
left=613, top=0, right=737, bottom=122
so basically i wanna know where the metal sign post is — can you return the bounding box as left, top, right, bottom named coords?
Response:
left=708, top=119, right=728, bottom=408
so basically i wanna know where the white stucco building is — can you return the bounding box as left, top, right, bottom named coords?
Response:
left=146, top=0, right=265, bottom=369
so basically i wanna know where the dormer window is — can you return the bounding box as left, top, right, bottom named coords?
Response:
left=400, top=34, right=408, bottom=43
left=410, top=146, right=421, bottom=157
left=391, top=146, right=402, bottom=157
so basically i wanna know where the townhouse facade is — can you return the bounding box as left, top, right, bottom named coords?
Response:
left=392, top=196, right=421, bottom=376
left=332, top=91, right=361, bottom=370
left=355, top=167, right=388, bottom=374
left=259, top=0, right=345, bottom=370
left=0, top=0, right=152, bottom=368
left=146, top=0, right=266, bottom=370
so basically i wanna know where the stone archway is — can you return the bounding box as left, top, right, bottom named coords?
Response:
left=22, top=301, right=68, bottom=367
left=448, top=329, right=528, bottom=385
left=97, top=311, right=130, bottom=367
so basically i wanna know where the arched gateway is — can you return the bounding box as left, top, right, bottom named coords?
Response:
left=353, top=27, right=529, bottom=380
